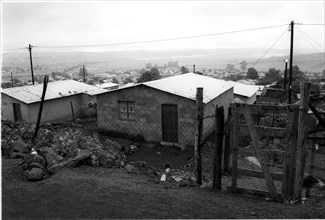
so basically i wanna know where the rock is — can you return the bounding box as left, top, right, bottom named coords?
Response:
left=156, top=151, right=161, bottom=155
left=44, top=152, right=61, bottom=167
left=64, top=149, right=91, bottom=167
left=28, top=168, right=45, bottom=181
left=136, top=161, right=147, bottom=168
left=13, top=137, right=28, bottom=153
left=31, top=154, right=46, bottom=167
left=29, top=162, right=44, bottom=170
left=10, top=152, right=26, bottom=159
left=179, top=180, right=188, bottom=187
left=125, top=163, right=138, bottom=173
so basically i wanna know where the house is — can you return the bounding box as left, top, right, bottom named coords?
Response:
left=1, top=80, right=107, bottom=123
left=225, top=81, right=260, bottom=104
left=97, top=73, right=234, bottom=148
left=95, top=82, right=119, bottom=90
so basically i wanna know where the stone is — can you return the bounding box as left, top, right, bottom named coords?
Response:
left=31, top=154, right=46, bottom=167
left=44, top=152, right=60, bottom=167
left=179, top=180, right=188, bottom=187
left=29, top=162, right=44, bottom=170
left=125, top=163, right=138, bottom=173
left=13, top=137, right=28, bottom=153
left=64, top=149, right=91, bottom=167
left=28, top=168, right=45, bottom=181
left=122, top=145, right=132, bottom=155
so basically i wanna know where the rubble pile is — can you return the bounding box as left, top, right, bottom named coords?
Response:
left=1, top=119, right=128, bottom=181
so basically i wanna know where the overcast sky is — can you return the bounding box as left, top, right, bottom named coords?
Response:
left=1, top=1, right=324, bottom=53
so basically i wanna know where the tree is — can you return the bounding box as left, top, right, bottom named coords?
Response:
left=137, top=68, right=160, bottom=83
left=240, top=60, right=248, bottom=73
left=145, top=63, right=152, bottom=69
left=180, top=66, right=189, bottom=74
left=123, top=77, right=134, bottom=84
left=112, top=77, right=119, bottom=84
left=246, top=67, right=259, bottom=79
left=225, top=64, right=235, bottom=73
left=79, top=66, right=88, bottom=77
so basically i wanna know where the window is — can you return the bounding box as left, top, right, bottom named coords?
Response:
left=118, top=101, right=135, bottom=119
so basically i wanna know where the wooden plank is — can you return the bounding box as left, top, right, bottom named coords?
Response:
left=228, top=167, right=283, bottom=181
left=240, top=148, right=284, bottom=161
left=239, top=124, right=286, bottom=138
left=230, top=103, right=299, bottom=114
left=294, top=83, right=311, bottom=200
left=241, top=104, right=278, bottom=200
left=213, top=106, right=224, bottom=190
left=282, top=106, right=298, bottom=201
left=231, top=104, right=240, bottom=192
left=226, top=186, right=282, bottom=198
left=194, top=88, right=203, bottom=185
left=223, top=118, right=231, bottom=173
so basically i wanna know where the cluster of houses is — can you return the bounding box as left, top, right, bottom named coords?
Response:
left=1, top=73, right=267, bottom=147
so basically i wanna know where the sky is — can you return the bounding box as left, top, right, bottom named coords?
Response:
left=1, top=1, right=324, bottom=53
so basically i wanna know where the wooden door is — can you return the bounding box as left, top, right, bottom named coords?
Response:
left=161, top=104, right=178, bottom=143
left=13, top=103, right=22, bottom=122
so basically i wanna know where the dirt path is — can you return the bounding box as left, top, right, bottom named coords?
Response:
left=2, top=158, right=324, bottom=219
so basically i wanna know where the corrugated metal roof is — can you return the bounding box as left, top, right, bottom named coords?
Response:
left=143, top=73, right=233, bottom=104
left=226, top=81, right=260, bottom=98
left=1, top=80, right=107, bottom=104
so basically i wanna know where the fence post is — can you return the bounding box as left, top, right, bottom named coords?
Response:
left=194, top=87, right=203, bottom=185
left=213, top=106, right=224, bottom=190
left=70, top=101, right=75, bottom=122
left=223, top=107, right=231, bottom=174
left=294, top=82, right=311, bottom=200
left=282, top=105, right=298, bottom=202
left=230, top=104, right=239, bottom=192
left=32, top=75, right=49, bottom=142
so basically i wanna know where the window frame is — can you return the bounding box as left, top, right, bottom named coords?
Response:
left=118, top=100, right=135, bottom=120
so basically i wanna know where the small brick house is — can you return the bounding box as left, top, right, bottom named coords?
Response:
left=1, top=80, right=107, bottom=124
left=97, top=73, right=234, bottom=147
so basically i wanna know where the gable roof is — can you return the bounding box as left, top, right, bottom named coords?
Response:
left=143, top=73, right=233, bottom=103
left=1, top=80, right=107, bottom=104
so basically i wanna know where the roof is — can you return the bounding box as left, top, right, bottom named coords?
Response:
left=1, top=80, right=107, bottom=104
left=143, top=73, right=233, bottom=103
left=95, top=82, right=119, bottom=89
left=226, top=81, right=260, bottom=98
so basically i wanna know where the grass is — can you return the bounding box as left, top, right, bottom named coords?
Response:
left=2, top=158, right=325, bottom=219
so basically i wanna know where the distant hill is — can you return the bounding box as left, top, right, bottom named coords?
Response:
left=2, top=48, right=324, bottom=77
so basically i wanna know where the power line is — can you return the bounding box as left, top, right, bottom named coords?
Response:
left=296, top=26, right=325, bottom=53
left=33, top=24, right=289, bottom=49
left=251, top=28, right=288, bottom=68
left=296, top=23, right=325, bottom=26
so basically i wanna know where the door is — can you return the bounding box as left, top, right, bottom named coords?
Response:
left=13, top=103, right=22, bottom=122
left=161, top=104, right=178, bottom=143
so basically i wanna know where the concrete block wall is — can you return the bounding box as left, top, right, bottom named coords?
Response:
left=97, top=85, right=197, bottom=147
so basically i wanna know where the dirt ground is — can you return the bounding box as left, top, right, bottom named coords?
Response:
left=2, top=158, right=325, bottom=219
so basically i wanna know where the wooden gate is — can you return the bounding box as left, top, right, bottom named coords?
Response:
left=161, top=104, right=178, bottom=143
left=227, top=83, right=312, bottom=201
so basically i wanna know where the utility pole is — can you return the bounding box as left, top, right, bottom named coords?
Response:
left=283, top=59, right=288, bottom=91
left=193, top=64, right=196, bottom=73
left=288, top=21, right=294, bottom=104
left=28, top=44, right=35, bottom=85
left=11, top=72, right=14, bottom=87
left=83, top=65, right=86, bottom=83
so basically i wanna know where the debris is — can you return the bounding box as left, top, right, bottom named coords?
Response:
left=28, top=168, right=45, bottom=181
left=156, top=151, right=161, bottom=155
left=125, top=163, right=138, bottom=173
left=172, top=176, right=182, bottom=182
left=250, top=212, right=256, bottom=216
left=64, top=149, right=91, bottom=167
left=160, top=173, right=167, bottom=181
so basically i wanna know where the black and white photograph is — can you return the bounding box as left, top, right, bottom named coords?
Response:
left=1, top=0, right=325, bottom=219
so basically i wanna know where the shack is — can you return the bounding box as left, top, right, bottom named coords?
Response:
left=1, top=80, right=107, bottom=123
left=97, top=73, right=234, bottom=148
